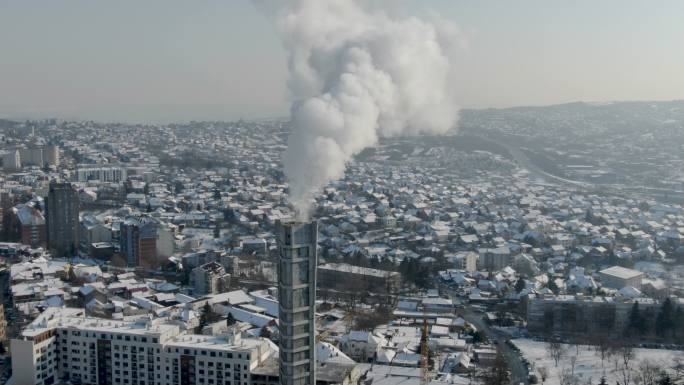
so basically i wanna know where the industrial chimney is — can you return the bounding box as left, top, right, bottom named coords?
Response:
left=276, top=220, right=318, bottom=385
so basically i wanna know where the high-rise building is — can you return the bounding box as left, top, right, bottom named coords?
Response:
left=45, top=181, right=80, bottom=257
left=276, top=220, right=318, bottom=385
left=18, top=145, right=60, bottom=167
left=3, top=150, right=21, bottom=171
left=120, top=216, right=158, bottom=267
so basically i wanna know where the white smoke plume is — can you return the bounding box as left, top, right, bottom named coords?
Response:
left=257, top=0, right=463, bottom=219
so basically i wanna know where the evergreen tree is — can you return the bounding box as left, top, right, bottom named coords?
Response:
left=199, top=302, right=220, bottom=330
left=674, top=306, right=683, bottom=339
left=627, top=302, right=645, bottom=336
left=657, top=373, right=673, bottom=385
left=226, top=313, right=236, bottom=326
left=515, top=277, right=526, bottom=293
left=259, top=326, right=272, bottom=339
left=656, top=298, right=674, bottom=337
left=598, top=377, right=608, bottom=385
left=471, top=331, right=484, bottom=344
left=547, top=276, right=560, bottom=294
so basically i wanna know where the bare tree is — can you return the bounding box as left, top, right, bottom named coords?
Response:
left=612, top=344, right=636, bottom=385
left=537, top=366, right=549, bottom=385
left=593, top=335, right=613, bottom=371
left=558, top=367, right=578, bottom=385
left=547, top=340, right=566, bottom=367
left=634, top=359, right=662, bottom=385
left=483, top=350, right=509, bottom=385
left=570, top=355, right=578, bottom=377
left=672, top=357, right=684, bottom=384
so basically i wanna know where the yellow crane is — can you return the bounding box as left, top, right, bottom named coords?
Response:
left=420, top=318, right=431, bottom=385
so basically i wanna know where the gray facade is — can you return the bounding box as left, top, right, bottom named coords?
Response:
left=45, top=181, right=80, bottom=257
left=276, top=221, right=317, bottom=385
left=526, top=294, right=659, bottom=336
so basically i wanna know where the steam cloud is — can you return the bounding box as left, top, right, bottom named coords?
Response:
left=258, top=0, right=462, bottom=219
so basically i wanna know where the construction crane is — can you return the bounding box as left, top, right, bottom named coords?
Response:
left=420, top=318, right=431, bottom=385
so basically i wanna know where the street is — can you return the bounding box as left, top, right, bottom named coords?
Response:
left=444, top=286, right=528, bottom=385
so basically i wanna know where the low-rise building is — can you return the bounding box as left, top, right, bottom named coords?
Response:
left=599, top=266, right=643, bottom=290
left=192, top=261, right=231, bottom=296
left=318, top=263, right=401, bottom=294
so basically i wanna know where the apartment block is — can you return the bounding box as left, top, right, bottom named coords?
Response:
left=317, top=263, right=401, bottom=294
left=526, top=294, right=659, bottom=336
left=11, top=308, right=276, bottom=385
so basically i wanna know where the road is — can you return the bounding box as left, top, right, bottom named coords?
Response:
left=474, top=134, right=590, bottom=189
left=443, top=286, right=528, bottom=385
left=475, top=134, right=684, bottom=203
left=460, top=306, right=528, bottom=385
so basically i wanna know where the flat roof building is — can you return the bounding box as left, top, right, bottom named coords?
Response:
left=11, top=307, right=276, bottom=385
left=599, top=266, right=644, bottom=290
left=318, top=263, right=401, bottom=295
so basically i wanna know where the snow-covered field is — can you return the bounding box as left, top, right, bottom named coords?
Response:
left=512, top=338, right=684, bottom=385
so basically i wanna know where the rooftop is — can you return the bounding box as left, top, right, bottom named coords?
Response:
left=318, top=262, right=400, bottom=278
left=599, top=266, right=643, bottom=280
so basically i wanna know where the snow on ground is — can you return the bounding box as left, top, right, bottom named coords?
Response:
left=512, top=338, right=684, bottom=385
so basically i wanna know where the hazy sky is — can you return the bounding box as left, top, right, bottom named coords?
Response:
left=1, top=0, right=683, bottom=123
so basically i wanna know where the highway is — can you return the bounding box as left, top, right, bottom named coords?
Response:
left=474, top=134, right=684, bottom=203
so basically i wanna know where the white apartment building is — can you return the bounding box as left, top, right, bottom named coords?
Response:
left=3, top=150, right=21, bottom=171
left=11, top=308, right=277, bottom=385
left=598, top=265, right=644, bottom=290
left=73, top=166, right=128, bottom=183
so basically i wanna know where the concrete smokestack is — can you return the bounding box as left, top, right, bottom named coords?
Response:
left=276, top=220, right=318, bottom=385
